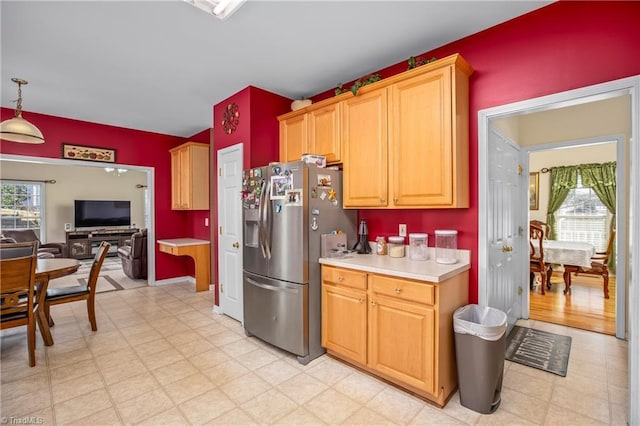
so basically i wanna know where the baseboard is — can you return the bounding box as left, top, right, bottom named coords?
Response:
left=153, top=276, right=195, bottom=287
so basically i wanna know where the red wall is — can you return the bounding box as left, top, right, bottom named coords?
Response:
left=312, top=1, right=640, bottom=302
left=0, top=108, right=197, bottom=281
left=212, top=86, right=291, bottom=304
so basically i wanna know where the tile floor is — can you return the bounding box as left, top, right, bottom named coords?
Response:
left=0, top=282, right=629, bottom=425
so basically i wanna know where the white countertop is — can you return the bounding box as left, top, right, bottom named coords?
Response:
left=319, top=247, right=470, bottom=283
left=157, top=238, right=210, bottom=247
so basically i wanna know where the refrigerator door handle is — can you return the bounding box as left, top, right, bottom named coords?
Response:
left=262, top=179, right=272, bottom=260
left=257, top=179, right=267, bottom=259
left=247, top=277, right=299, bottom=294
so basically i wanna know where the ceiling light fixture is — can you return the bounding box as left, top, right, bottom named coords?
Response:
left=0, top=78, right=45, bottom=144
left=184, top=0, right=246, bottom=20
left=104, top=167, right=128, bottom=176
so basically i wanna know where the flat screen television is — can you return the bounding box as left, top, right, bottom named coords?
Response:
left=74, top=200, right=131, bottom=229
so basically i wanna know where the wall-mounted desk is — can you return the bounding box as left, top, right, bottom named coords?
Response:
left=158, top=238, right=210, bottom=292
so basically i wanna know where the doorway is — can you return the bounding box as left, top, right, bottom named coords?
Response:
left=478, top=75, right=639, bottom=426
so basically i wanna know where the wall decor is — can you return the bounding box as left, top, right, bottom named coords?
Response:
left=222, top=102, right=239, bottom=134
left=529, top=172, right=539, bottom=210
left=62, top=144, right=115, bottom=163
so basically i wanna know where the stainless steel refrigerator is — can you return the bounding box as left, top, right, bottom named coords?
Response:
left=242, top=160, right=357, bottom=364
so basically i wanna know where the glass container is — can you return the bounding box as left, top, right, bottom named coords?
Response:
left=376, top=236, right=387, bottom=255
left=435, top=230, right=458, bottom=264
left=388, top=236, right=405, bottom=258
left=409, top=233, right=428, bottom=261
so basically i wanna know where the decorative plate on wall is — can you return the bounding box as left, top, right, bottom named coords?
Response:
left=222, top=102, right=239, bottom=134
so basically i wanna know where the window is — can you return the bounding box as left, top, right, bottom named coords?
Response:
left=1, top=181, right=45, bottom=240
left=555, top=175, right=608, bottom=250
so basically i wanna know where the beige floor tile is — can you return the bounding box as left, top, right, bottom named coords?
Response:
left=277, top=372, right=328, bottom=405
left=277, top=406, right=327, bottom=425
left=107, top=371, right=160, bottom=404
left=507, top=361, right=556, bottom=383
left=21, top=406, right=53, bottom=426
left=543, top=403, right=608, bottom=425
left=85, top=332, right=131, bottom=356
left=218, top=338, right=260, bottom=358
left=122, top=328, right=163, bottom=346
left=496, top=387, right=548, bottom=424
left=94, top=347, right=139, bottom=370
left=136, top=407, right=190, bottom=426
left=68, top=407, right=123, bottom=425
left=333, top=371, right=386, bottom=405
left=176, top=310, right=215, bottom=328
left=52, top=371, right=105, bottom=404
left=554, top=369, right=609, bottom=398
left=179, top=389, right=236, bottom=424
left=46, top=346, right=94, bottom=369
left=152, top=359, right=199, bottom=386
left=49, top=358, right=98, bottom=385
left=608, top=383, right=628, bottom=406
left=132, top=337, right=174, bottom=357
left=343, top=406, right=397, bottom=425
left=202, top=359, right=250, bottom=385
left=609, top=402, right=629, bottom=426
left=54, top=388, right=113, bottom=424
left=188, top=348, right=231, bottom=371
left=235, top=347, right=280, bottom=370
left=304, top=388, right=361, bottom=424
left=305, top=357, right=354, bottom=386
left=163, top=372, right=216, bottom=405
left=118, top=322, right=156, bottom=337
left=0, top=372, right=49, bottom=402
left=365, top=386, right=424, bottom=424
left=100, top=359, right=148, bottom=386
left=174, top=338, right=216, bottom=358
left=440, top=392, right=481, bottom=425
left=1, top=388, right=52, bottom=419
left=219, top=372, right=272, bottom=404
left=141, top=347, right=185, bottom=371
left=206, top=329, right=244, bottom=346
left=255, top=359, right=301, bottom=386
left=476, top=406, right=539, bottom=425
left=240, top=389, right=298, bottom=424
left=0, top=355, right=48, bottom=384
left=551, top=383, right=610, bottom=423
left=410, top=404, right=467, bottom=425
left=115, top=388, right=175, bottom=424
left=165, top=329, right=203, bottom=346
left=206, top=407, right=260, bottom=425
left=503, top=368, right=554, bottom=401
left=195, top=321, right=231, bottom=338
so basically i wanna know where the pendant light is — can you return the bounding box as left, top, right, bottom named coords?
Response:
left=0, top=78, right=45, bottom=144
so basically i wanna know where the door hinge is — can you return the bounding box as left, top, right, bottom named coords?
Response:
left=518, top=286, right=523, bottom=296
left=219, top=168, right=222, bottom=176
left=518, top=226, right=524, bottom=237
left=517, top=164, right=523, bottom=175
left=219, top=226, right=223, bottom=235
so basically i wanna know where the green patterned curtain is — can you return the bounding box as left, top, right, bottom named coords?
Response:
left=580, top=161, right=616, bottom=271
left=546, top=165, right=578, bottom=239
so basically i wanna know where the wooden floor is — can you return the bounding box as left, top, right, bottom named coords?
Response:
left=529, top=270, right=616, bottom=335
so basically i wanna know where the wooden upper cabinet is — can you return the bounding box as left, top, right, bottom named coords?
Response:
left=389, top=67, right=462, bottom=207
left=169, top=142, right=209, bottom=210
left=279, top=114, right=308, bottom=163
left=342, top=89, right=388, bottom=208
left=309, top=103, right=341, bottom=164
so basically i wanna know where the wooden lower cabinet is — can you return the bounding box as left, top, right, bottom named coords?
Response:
left=321, top=265, right=469, bottom=407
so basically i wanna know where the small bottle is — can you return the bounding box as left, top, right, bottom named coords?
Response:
left=376, top=236, right=387, bottom=255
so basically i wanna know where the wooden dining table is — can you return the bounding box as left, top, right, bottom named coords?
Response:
left=531, top=239, right=595, bottom=294
left=35, top=258, right=81, bottom=346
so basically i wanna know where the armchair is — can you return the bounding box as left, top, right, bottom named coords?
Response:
left=117, top=229, right=147, bottom=279
left=1, top=229, right=67, bottom=258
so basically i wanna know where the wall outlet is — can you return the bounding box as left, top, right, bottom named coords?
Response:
left=205, top=218, right=209, bottom=227
left=399, top=224, right=407, bottom=237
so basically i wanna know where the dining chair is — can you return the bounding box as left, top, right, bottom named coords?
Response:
left=0, top=241, right=39, bottom=366
left=43, top=241, right=110, bottom=331
left=529, top=223, right=552, bottom=295
left=530, top=220, right=551, bottom=239
left=563, top=229, right=616, bottom=299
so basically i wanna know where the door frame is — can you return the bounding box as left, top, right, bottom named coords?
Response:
left=478, top=75, right=639, bottom=425
left=0, top=153, right=156, bottom=284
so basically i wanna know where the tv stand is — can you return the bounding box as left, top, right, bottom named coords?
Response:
left=66, top=228, right=139, bottom=259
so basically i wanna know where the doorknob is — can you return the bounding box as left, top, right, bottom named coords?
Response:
left=233, top=242, right=240, bottom=248
left=502, top=245, right=513, bottom=252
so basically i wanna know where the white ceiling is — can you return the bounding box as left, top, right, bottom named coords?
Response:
left=1, top=1, right=551, bottom=137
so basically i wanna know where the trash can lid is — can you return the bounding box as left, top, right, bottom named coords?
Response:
left=453, top=304, right=507, bottom=340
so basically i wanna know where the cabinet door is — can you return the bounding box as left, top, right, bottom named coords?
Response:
left=170, top=143, right=210, bottom=210
left=309, top=103, right=341, bottom=164
left=322, top=283, right=367, bottom=365
left=389, top=67, right=455, bottom=207
left=170, top=147, right=188, bottom=209
left=368, top=293, right=436, bottom=395
left=342, top=89, right=388, bottom=208
left=279, top=114, right=308, bottom=163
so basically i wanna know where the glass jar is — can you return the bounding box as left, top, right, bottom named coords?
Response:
left=409, top=233, right=428, bottom=261
left=435, top=230, right=458, bottom=264
left=388, top=236, right=405, bottom=258
left=375, top=236, right=387, bottom=255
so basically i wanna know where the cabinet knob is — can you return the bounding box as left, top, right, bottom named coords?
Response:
left=338, top=275, right=344, bottom=282
left=395, top=287, right=401, bottom=294
left=358, top=298, right=364, bottom=304
left=380, top=198, right=386, bottom=204
left=371, top=300, right=377, bottom=306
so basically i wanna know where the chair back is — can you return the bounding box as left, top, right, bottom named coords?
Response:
left=596, top=229, right=616, bottom=263
left=87, top=241, right=111, bottom=296
left=529, top=223, right=546, bottom=264
left=530, top=220, right=551, bottom=239
left=1, top=229, right=41, bottom=244
left=0, top=242, right=38, bottom=322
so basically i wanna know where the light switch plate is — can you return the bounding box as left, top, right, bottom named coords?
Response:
left=399, top=224, right=407, bottom=237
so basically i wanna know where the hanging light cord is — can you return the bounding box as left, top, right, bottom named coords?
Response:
left=11, top=78, right=27, bottom=118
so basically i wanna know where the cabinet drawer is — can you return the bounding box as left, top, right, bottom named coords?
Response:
left=322, top=266, right=367, bottom=290
left=369, top=274, right=434, bottom=305
left=159, top=244, right=178, bottom=255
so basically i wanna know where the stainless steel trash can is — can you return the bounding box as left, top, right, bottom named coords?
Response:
left=453, top=304, right=508, bottom=414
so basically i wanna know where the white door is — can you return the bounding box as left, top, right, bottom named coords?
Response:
left=486, top=129, right=525, bottom=330
left=217, top=144, right=243, bottom=322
